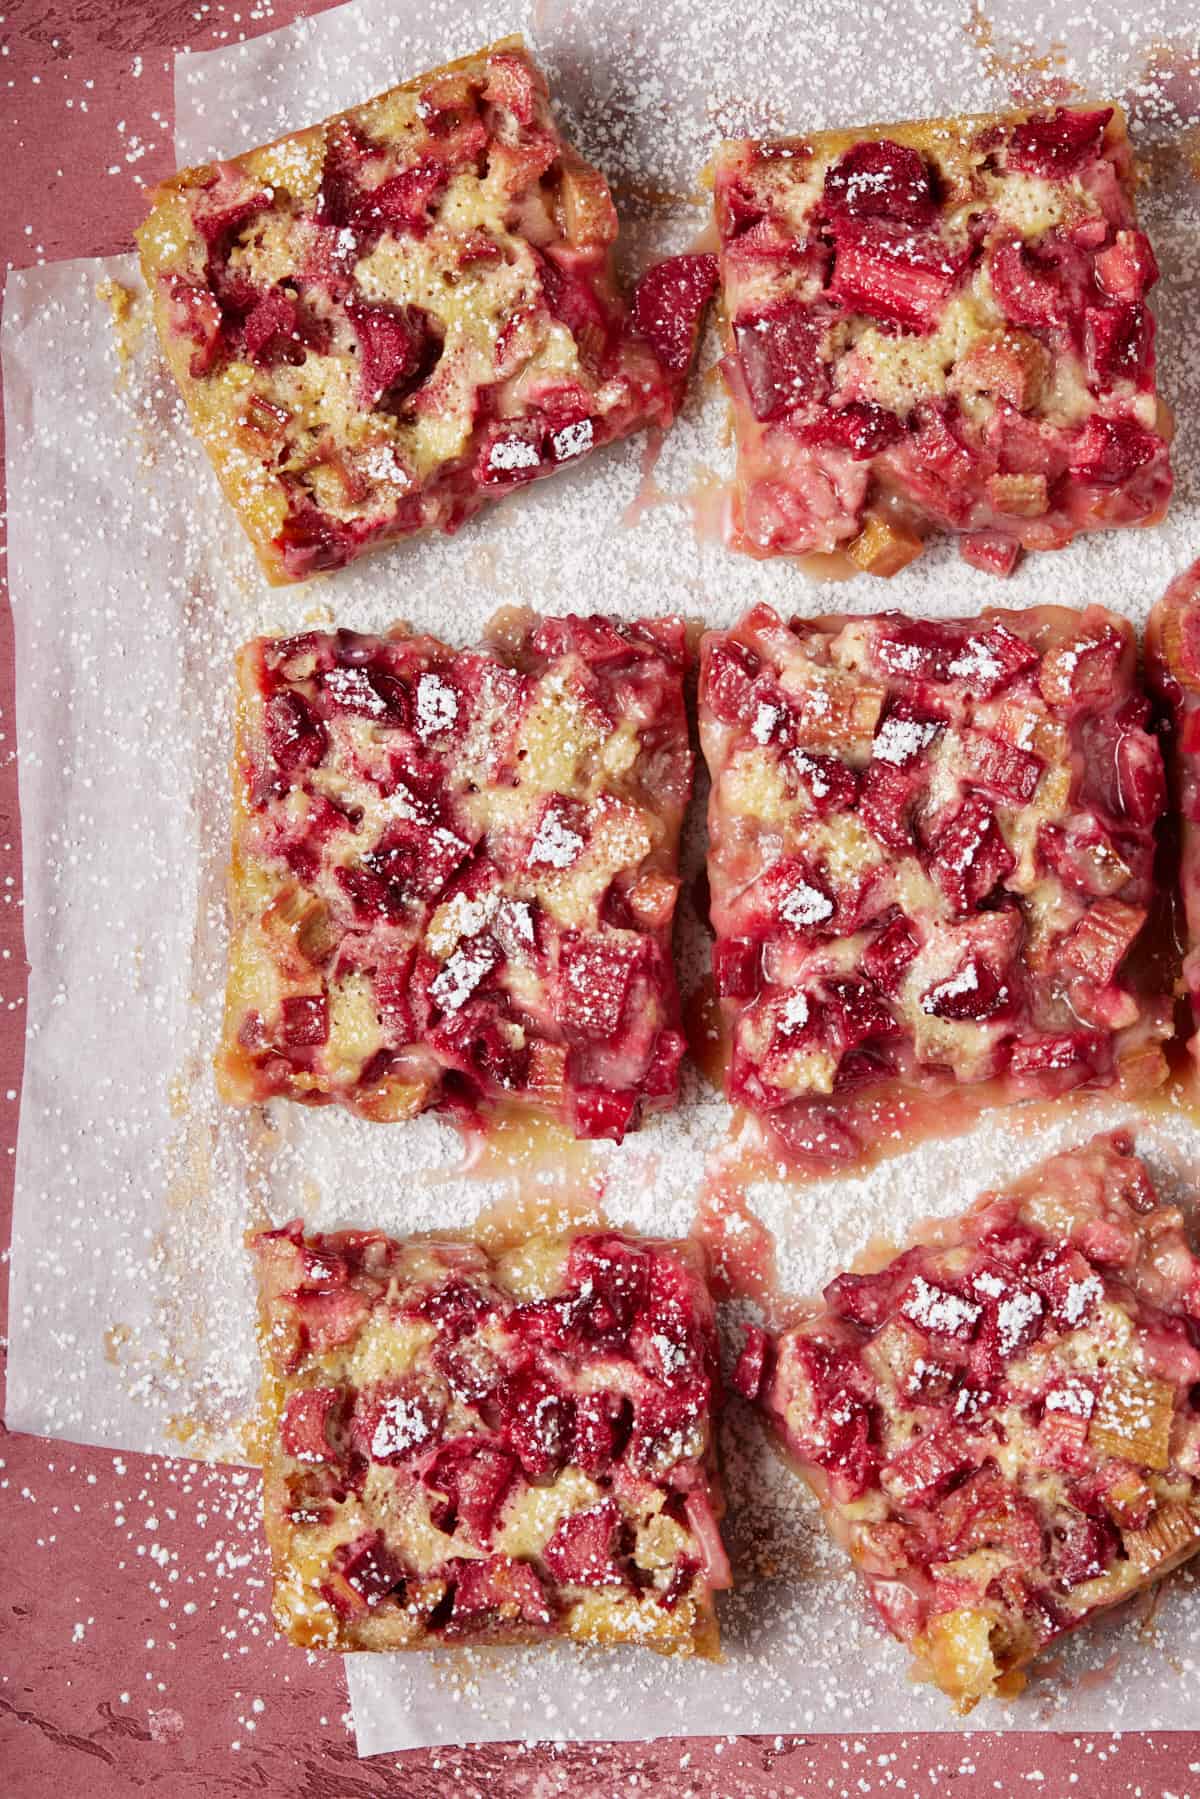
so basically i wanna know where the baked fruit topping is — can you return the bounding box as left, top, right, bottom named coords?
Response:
left=712, top=107, right=1172, bottom=575
left=137, top=37, right=712, bottom=583
left=741, top=1132, right=1200, bottom=1709
left=699, top=604, right=1169, bottom=1170
left=1146, top=557, right=1200, bottom=1072
left=252, top=1221, right=729, bottom=1654
left=218, top=609, right=692, bottom=1140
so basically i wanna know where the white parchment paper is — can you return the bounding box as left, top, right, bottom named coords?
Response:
left=7, top=0, right=1200, bottom=1755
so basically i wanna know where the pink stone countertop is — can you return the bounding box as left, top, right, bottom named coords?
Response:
left=3, top=4, right=1200, bottom=1793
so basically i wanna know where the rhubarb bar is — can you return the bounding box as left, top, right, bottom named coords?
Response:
left=736, top=1132, right=1200, bottom=1709
left=699, top=604, right=1169, bottom=1169
left=217, top=610, right=692, bottom=1141
left=712, top=105, right=1172, bottom=577
left=1146, top=557, right=1200, bottom=1070
left=137, top=36, right=714, bottom=584
left=252, top=1220, right=729, bottom=1654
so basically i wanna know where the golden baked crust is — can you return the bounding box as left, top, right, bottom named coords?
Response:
left=739, top=1132, right=1200, bottom=1709
left=137, top=38, right=678, bottom=582
left=712, top=104, right=1172, bottom=577
left=252, top=1221, right=729, bottom=1656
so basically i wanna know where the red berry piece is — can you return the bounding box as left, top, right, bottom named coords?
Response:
left=823, top=139, right=937, bottom=226
left=280, top=993, right=330, bottom=1046
left=543, top=1499, right=630, bottom=1588
left=733, top=299, right=829, bottom=421
left=930, top=795, right=1016, bottom=912
left=1006, top=107, right=1112, bottom=178
left=423, top=1437, right=518, bottom=1541
left=633, top=252, right=718, bottom=377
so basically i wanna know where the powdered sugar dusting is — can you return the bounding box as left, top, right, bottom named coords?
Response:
left=779, top=881, right=835, bottom=929
left=901, top=1275, right=983, bottom=1339
left=874, top=712, right=938, bottom=765
left=1047, top=1380, right=1097, bottom=1420
left=1064, top=1272, right=1105, bottom=1324
left=528, top=808, right=585, bottom=869
left=996, top=1286, right=1044, bottom=1355
left=369, top=1394, right=436, bottom=1459
left=415, top=673, right=459, bottom=740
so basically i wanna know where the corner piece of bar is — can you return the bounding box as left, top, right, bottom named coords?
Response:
left=137, top=36, right=709, bottom=582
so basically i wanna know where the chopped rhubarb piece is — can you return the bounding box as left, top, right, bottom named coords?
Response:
left=138, top=37, right=682, bottom=584
left=265, top=690, right=328, bottom=778
left=323, top=1533, right=406, bottom=1616
left=959, top=532, right=1021, bottom=578
left=251, top=1222, right=726, bottom=1655
left=423, top=1437, right=517, bottom=1538
left=713, top=106, right=1171, bottom=573
left=557, top=935, right=640, bottom=1040
left=280, top=1386, right=345, bottom=1463
left=802, top=401, right=904, bottom=458
left=699, top=604, right=1169, bottom=1173
left=294, top=1286, right=371, bottom=1355
left=960, top=730, right=1043, bottom=801
left=929, top=795, right=1015, bottom=913
left=1068, top=415, right=1160, bottom=486
left=861, top=912, right=919, bottom=993
left=571, top=1391, right=631, bottom=1474
left=570, top=1085, right=639, bottom=1142
left=352, top=1378, right=445, bottom=1464
left=830, top=217, right=966, bottom=332
left=239, top=288, right=306, bottom=366
left=1097, top=229, right=1159, bottom=302
left=218, top=611, right=691, bottom=1137
left=1084, top=302, right=1153, bottom=386
left=279, top=993, right=329, bottom=1047
left=756, top=1133, right=1200, bottom=1710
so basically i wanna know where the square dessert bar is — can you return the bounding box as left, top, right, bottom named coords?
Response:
left=217, top=610, right=692, bottom=1141
left=712, top=106, right=1172, bottom=576
left=252, top=1221, right=729, bottom=1654
left=699, top=604, right=1169, bottom=1169
left=737, top=1132, right=1200, bottom=1708
left=1147, top=557, right=1200, bottom=1071
left=137, top=37, right=714, bottom=583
